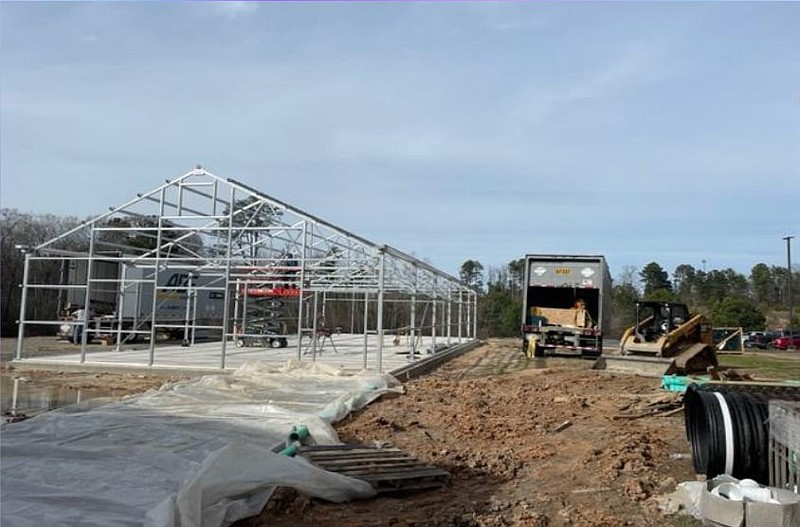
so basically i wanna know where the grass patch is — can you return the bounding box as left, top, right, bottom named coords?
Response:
left=718, top=352, right=800, bottom=382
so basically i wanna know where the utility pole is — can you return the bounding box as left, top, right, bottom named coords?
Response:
left=784, top=236, right=795, bottom=351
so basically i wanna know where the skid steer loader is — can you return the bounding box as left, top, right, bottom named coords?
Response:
left=594, top=301, right=719, bottom=377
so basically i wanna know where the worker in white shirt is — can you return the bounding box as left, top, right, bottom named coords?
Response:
left=72, top=306, right=92, bottom=344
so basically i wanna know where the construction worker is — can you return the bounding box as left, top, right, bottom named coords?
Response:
left=72, top=306, right=92, bottom=344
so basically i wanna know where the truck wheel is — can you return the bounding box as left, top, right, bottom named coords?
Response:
left=236, top=338, right=245, bottom=348
left=270, top=338, right=283, bottom=349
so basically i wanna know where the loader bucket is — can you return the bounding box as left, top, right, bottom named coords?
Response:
left=667, top=343, right=718, bottom=375
left=593, top=344, right=718, bottom=378
left=592, top=355, right=676, bottom=377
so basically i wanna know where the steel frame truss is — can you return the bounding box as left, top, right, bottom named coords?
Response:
left=16, top=166, right=477, bottom=371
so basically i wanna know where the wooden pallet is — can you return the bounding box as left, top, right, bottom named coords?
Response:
left=298, top=444, right=450, bottom=493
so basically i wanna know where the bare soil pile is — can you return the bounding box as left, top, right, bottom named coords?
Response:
left=241, top=339, right=699, bottom=527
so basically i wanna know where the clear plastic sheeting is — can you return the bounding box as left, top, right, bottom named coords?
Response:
left=769, top=400, right=800, bottom=451
left=1, top=361, right=403, bottom=527
left=655, top=480, right=704, bottom=519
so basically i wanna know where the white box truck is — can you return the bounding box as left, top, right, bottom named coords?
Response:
left=521, top=254, right=612, bottom=358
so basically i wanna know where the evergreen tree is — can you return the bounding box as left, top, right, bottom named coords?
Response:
left=710, top=297, right=766, bottom=331
left=750, top=263, right=773, bottom=306
left=640, top=262, right=672, bottom=296
left=673, top=264, right=699, bottom=305
left=459, top=260, right=484, bottom=292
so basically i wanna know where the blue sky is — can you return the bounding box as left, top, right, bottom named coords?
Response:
left=1, top=2, right=798, bottom=280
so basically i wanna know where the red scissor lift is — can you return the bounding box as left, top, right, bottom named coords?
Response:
left=234, top=266, right=301, bottom=349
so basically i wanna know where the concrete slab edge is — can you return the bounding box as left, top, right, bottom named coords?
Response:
left=5, top=360, right=226, bottom=377
left=6, top=340, right=484, bottom=381
left=389, top=340, right=484, bottom=382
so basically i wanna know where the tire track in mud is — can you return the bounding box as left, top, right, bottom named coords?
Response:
left=438, top=340, right=590, bottom=380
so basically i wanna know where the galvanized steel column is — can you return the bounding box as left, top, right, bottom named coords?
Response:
left=362, top=291, right=369, bottom=369
left=431, top=278, right=437, bottom=354
left=219, top=186, right=236, bottom=369
left=458, top=290, right=463, bottom=344
left=350, top=290, right=356, bottom=333
left=80, top=225, right=97, bottom=363
left=410, top=265, right=417, bottom=358
left=295, top=221, right=308, bottom=362
left=148, top=188, right=166, bottom=366
left=181, top=272, right=193, bottom=347
left=446, top=288, right=452, bottom=346
left=232, top=278, right=241, bottom=346
left=472, top=291, right=478, bottom=339
left=14, top=253, right=31, bottom=360
left=115, top=264, right=127, bottom=351
left=466, top=291, right=472, bottom=338
left=376, top=249, right=386, bottom=373
left=311, top=291, right=319, bottom=361
left=191, top=276, right=199, bottom=346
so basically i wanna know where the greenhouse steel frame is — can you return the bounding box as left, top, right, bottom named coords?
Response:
left=14, top=166, right=477, bottom=372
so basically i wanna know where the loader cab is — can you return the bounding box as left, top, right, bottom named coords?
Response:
left=634, top=302, right=690, bottom=342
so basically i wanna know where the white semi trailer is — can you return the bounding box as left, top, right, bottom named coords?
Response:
left=59, top=259, right=227, bottom=343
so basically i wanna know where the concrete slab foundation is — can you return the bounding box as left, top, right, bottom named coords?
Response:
left=12, top=334, right=479, bottom=377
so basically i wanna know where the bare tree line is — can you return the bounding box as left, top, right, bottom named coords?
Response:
left=1, top=209, right=88, bottom=336
left=0, top=209, right=461, bottom=339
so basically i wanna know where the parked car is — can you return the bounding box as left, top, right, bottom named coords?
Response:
left=771, top=333, right=800, bottom=350
left=744, top=332, right=778, bottom=349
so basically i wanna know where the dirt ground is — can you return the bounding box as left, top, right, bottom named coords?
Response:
left=1, top=337, right=186, bottom=399
left=2, top=367, right=184, bottom=398
left=238, top=339, right=701, bottom=527
left=7, top=337, right=789, bottom=526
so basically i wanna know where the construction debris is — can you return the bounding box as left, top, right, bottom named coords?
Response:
left=613, top=394, right=684, bottom=420
left=552, top=420, right=573, bottom=432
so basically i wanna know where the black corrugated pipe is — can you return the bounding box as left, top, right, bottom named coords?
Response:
left=684, top=384, right=770, bottom=484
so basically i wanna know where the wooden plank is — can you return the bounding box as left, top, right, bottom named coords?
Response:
left=335, top=465, right=448, bottom=477
left=311, top=458, right=431, bottom=468
left=301, top=447, right=405, bottom=456
left=301, top=449, right=406, bottom=457
left=374, top=481, right=446, bottom=491
left=302, top=451, right=408, bottom=461
left=306, top=456, right=414, bottom=464
left=298, top=444, right=401, bottom=452
left=313, top=462, right=424, bottom=473
left=350, top=468, right=450, bottom=481
left=298, top=444, right=450, bottom=493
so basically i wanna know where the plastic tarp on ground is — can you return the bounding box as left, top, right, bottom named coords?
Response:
left=1, top=360, right=403, bottom=527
